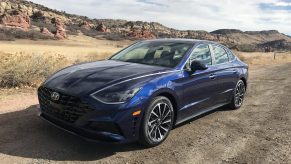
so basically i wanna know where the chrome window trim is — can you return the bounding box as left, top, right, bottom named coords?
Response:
left=180, top=42, right=238, bottom=70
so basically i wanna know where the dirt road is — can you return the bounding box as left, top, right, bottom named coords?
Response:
left=0, top=63, right=290, bottom=164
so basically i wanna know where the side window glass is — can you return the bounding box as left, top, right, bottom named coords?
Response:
left=227, top=50, right=236, bottom=61
left=213, top=45, right=229, bottom=64
left=189, top=44, right=212, bottom=66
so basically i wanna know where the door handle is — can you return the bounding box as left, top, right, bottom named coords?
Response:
left=209, top=74, right=216, bottom=79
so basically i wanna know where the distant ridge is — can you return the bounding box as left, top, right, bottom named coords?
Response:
left=0, top=0, right=290, bottom=51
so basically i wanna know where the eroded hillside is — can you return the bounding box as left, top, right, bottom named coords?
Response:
left=1, top=0, right=291, bottom=51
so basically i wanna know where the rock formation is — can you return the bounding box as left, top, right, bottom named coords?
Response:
left=96, top=23, right=110, bottom=32
left=128, top=25, right=155, bottom=39
left=0, top=0, right=290, bottom=51
left=0, top=10, right=30, bottom=30
left=52, top=17, right=67, bottom=39
left=31, top=10, right=45, bottom=20
left=40, top=27, right=53, bottom=37
left=79, top=21, right=94, bottom=30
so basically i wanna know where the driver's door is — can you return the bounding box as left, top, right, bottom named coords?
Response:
left=177, top=44, right=220, bottom=121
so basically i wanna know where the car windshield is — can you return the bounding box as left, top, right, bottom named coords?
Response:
left=110, top=41, right=193, bottom=68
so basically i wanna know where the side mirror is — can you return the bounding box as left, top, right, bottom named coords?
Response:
left=190, top=60, right=208, bottom=72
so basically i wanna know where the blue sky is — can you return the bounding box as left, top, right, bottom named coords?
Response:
left=29, top=0, right=291, bottom=35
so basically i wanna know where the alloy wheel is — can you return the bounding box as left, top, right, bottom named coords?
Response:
left=147, top=102, right=173, bottom=142
left=234, top=81, right=245, bottom=107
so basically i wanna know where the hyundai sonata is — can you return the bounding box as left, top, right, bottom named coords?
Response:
left=38, top=39, right=248, bottom=147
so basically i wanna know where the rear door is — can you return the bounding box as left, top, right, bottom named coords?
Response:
left=210, top=44, right=239, bottom=104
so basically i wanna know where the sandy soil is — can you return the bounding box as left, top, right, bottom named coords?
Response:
left=0, top=62, right=290, bottom=163
left=0, top=88, right=37, bottom=114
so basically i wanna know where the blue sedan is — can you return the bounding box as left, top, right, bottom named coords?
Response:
left=38, top=39, right=248, bottom=147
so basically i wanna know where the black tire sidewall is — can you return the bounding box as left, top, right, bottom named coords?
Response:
left=232, top=80, right=246, bottom=109
left=140, top=96, right=174, bottom=147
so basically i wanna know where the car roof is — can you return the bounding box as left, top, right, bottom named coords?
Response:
left=142, top=38, right=221, bottom=45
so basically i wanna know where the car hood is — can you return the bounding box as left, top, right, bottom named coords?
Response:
left=44, top=60, right=172, bottom=96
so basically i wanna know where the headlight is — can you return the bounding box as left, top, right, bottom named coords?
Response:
left=91, top=87, right=141, bottom=104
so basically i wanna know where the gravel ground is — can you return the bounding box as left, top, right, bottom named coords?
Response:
left=0, top=63, right=290, bottom=164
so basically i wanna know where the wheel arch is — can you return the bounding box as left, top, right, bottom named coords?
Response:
left=151, top=89, right=180, bottom=124
left=240, top=77, right=247, bottom=89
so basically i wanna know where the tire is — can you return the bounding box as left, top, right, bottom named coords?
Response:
left=139, top=96, right=174, bottom=147
left=228, top=80, right=246, bottom=110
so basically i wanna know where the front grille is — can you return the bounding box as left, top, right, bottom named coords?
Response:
left=38, top=86, right=95, bottom=123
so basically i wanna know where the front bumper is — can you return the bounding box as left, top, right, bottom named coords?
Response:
left=39, top=111, right=126, bottom=142
left=37, top=86, right=145, bottom=143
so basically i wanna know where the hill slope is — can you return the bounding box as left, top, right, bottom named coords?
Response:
left=0, top=0, right=291, bottom=52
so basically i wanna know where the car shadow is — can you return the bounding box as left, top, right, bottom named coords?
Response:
left=0, top=105, right=144, bottom=161
left=0, top=105, right=231, bottom=161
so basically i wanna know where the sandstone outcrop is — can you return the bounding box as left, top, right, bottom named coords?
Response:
left=40, top=27, right=53, bottom=37
left=79, top=21, right=94, bottom=30
left=128, top=25, right=155, bottom=39
left=0, top=0, right=291, bottom=51
left=0, top=11, right=30, bottom=30
left=96, top=23, right=110, bottom=32
left=52, top=17, right=67, bottom=39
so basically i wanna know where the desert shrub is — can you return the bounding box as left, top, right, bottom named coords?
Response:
left=31, top=20, right=57, bottom=34
left=0, top=52, right=69, bottom=88
left=0, top=32, right=15, bottom=41
left=103, top=33, right=125, bottom=41
left=81, top=29, right=104, bottom=37
left=0, top=28, right=15, bottom=41
left=237, top=44, right=260, bottom=52
left=0, top=27, right=54, bottom=41
left=66, top=24, right=81, bottom=35
left=116, top=44, right=124, bottom=48
left=0, top=50, right=116, bottom=88
left=14, top=30, right=55, bottom=40
left=31, top=11, right=45, bottom=21
left=85, top=52, right=113, bottom=62
left=155, top=32, right=172, bottom=38
left=80, top=29, right=128, bottom=41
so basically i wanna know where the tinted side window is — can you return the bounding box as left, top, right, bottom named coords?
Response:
left=227, top=50, right=236, bottom=61
left=213, top=45, right=229, bottom=64
left=189, top=44, right=212, bottom=65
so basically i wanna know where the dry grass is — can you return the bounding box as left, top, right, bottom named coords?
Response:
left=2, top=50, right=290, bottom=88
left=235, top=51, right=291, bottom=65
left=0, top=51, right=114, bottom=88
left=0, top=34, right=131, bottom=57
left=84, top=51, right=113, bottom=62
left=0, top=35, right=128, bottom=88
left=0, top=36, right=291, bottom=88
left=0, top=52, right=69, bottom=87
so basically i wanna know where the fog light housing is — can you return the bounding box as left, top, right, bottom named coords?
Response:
left=88, top=121, right=122, bottom=135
